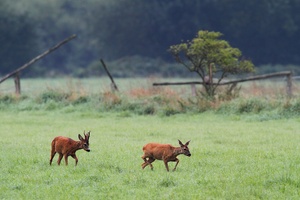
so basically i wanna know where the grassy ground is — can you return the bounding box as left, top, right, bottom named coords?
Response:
left=0, top=110, right=300, bottom=199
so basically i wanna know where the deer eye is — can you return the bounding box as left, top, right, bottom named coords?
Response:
left=83, top=144, right=88, bottom=147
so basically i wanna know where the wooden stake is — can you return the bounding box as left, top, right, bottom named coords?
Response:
left=286, top=73, right=292, bottom=98
left=100, top=59, right=119, bottom=92
left=14, top=72, right=21, bottom=95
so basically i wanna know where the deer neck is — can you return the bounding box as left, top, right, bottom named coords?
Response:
left=69, top=141, right=82, bottom=153
left=173, top=147, right=183, bottom=156
left=75, top=141, right=82, bottom=150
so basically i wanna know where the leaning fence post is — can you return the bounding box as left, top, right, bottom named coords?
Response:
left=286, top=72, right=292, bottom=98
left=14, top=72, right=21, bottom=95
left=100, top=59, right=119, bottom=92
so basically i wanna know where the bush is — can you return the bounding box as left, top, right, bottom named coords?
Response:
left=39, top=90, right=67, bottom=103
left=217, top=98, right=274, bottom=114
left=279, top=99, right=300, bottom=117
left=0, top=95, right=17, bottom=104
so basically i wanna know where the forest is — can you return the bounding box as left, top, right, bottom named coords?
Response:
left=1, top=0, right=300, bottom=77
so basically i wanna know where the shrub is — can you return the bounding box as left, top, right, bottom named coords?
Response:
left=279, top=99, right=300, bottom=117
left=0, top=94, right=18, bottom=104
left=39, top=90, right=67, bottom=103
left=72, top=96, right=90, bottom=105
left=237, top=98, right=267, bottom=113
left=160, top=106, right=181, bottom=116
left=100, top=91, right=122, bottom=109
left=217, top=98, right=274, bottom=114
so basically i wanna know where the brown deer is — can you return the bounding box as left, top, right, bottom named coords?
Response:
left=141, top=140, right=191, bottom=171
left=50, top=131, right=91, bottom=166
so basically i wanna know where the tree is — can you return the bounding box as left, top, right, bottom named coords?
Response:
left=169, top=30, right=255, bottom=98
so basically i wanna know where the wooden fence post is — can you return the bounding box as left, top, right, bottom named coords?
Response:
left=286, top=72, right=292, bottom=98
left=14, top=72, right=21, bottom=95
left=100, top=59, right=119, bottom=92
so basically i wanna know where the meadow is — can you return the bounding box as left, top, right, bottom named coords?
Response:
left=0, top=78, right=300, bottom=199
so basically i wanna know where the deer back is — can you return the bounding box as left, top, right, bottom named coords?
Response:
left=52, top=131, right=90, bottom=155
left=143, top=140, right=191, bottom=160
left=143, top=143, right=175, bottom=160
left=52, top=136, right=79, bottom=154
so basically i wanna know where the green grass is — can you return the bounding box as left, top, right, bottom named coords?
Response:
left=1, top=110, right=300, bottom=199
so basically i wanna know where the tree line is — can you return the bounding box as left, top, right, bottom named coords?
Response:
left=1, top=0, right=299, bottom=77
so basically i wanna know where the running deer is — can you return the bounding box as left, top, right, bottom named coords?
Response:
left=141, top=140, right=191, bottom=171
left=50, top=131, right=91, bottom=166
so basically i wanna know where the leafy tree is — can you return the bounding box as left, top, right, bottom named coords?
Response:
left=169, top=30, right=255, bottom=97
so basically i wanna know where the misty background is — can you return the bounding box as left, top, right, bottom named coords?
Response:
left=1, top=0, right=300, bottom=77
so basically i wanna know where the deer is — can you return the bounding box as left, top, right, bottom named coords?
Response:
left=50, top=131, right=91, bottom=166
left=141, top=140, right=191, bottom=171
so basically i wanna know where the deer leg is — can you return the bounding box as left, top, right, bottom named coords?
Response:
left=71, top=154, right=78, bottom=166
left=64, top=155, right=69, bottom=166
left=141, top=156, right=155, bottom=170
left=172, top=158, right=180, bottom=171
left=141, top=155, right=149, bottom=169
left=50, top=152, right=56, bottom=165
left=141, top=162, right=147, bottom=169
left=147, top=157, right=155, bottom=170
left=163, top=160, right=170, bottom=172
left=57, top=153, right=63, bottom=165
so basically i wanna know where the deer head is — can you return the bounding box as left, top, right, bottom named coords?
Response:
left=178, top=140, right=191, bottom=157
left=78, top=131, right=90, bottom=152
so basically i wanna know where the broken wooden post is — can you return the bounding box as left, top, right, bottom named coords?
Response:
left=286, top=72, right=292, bottom=98
left=14, top=72, right=21, bottom=95
left=100, top=59, right=119, bottom=92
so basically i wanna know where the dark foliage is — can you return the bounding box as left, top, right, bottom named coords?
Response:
left=1, top=0, right=300, bottom=77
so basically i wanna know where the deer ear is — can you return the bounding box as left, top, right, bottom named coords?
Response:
left=78, top=134, right=84, bottom=141
left=185, top=140, right=190, bottom=146
left=178, top=140, right=184, bottom=146
left=85, top=131, right=90, bottom=140
left=86, top=131, right=90, bottom=137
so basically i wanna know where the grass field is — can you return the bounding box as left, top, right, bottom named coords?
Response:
left=1, top=109, right=300, bottom=199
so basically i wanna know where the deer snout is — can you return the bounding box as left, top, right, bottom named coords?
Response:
left=185, top=151, right=191, bottom=157
left=83, top=143, right=90, bottom=152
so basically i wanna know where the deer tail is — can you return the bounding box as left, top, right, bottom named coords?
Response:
left=51, top=138, right=57, bottom=152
